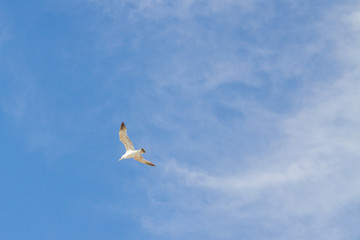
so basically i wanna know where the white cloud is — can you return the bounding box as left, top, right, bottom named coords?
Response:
left=87, top=0, right=334, bottom=99
left=143, top=69, right=360, bottom=239
left=135, top=2, right=360, bottom=239
left=80, top=0, right=360, bottom=239
left=90, top=0, right=263, bottom=20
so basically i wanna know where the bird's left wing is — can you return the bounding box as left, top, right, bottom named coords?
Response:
left=119, top=122, right=135, bottom=151
left=134, top=155, right=155, bottom=167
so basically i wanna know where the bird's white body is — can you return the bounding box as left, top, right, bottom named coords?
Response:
left=118, top=122, right=155, bottom=167
left=120, top=149, right=143, bottom=160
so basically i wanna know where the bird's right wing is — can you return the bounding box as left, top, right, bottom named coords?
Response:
left=119, top=122, right=135, bottom=151
left=134, top=155, right=156, bottom=167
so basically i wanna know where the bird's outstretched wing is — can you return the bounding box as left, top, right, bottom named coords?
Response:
left=134, top=155, right=155, bottom=167
left=119, top=122, right=135, bottom=151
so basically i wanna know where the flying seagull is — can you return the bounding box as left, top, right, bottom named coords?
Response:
left=118, top=122, right=155, bottom=167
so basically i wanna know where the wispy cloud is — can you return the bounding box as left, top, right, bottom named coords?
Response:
left=139, top=3, right=360, bottom=237
left=82, top=1, right=360, bottom=239
left=30, top=0, right=360, bottom=239
left=90, top=0, right=263, bottom=19
left=143, top=73, right=360, bottom=239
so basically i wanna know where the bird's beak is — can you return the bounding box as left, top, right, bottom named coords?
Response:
left=118, top=157, right=123, bottom=161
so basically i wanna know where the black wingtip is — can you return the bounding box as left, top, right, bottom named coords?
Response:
left=140, top=148, right=146, bottom=153
left=146, top=162, right=156, bottom=167
left=120, top=122, right=126, bottom=130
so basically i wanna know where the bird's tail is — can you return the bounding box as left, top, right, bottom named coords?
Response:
left=140, top=148, right=146, bottom=153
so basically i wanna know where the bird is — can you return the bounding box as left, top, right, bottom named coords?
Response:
left=118, top=122, right=155, bottom=167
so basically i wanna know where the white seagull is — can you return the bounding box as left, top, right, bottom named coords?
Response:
left=118, top=122, right=155, bottom=167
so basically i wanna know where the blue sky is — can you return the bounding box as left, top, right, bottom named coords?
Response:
left=1, top=0, right=360, bottom=239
